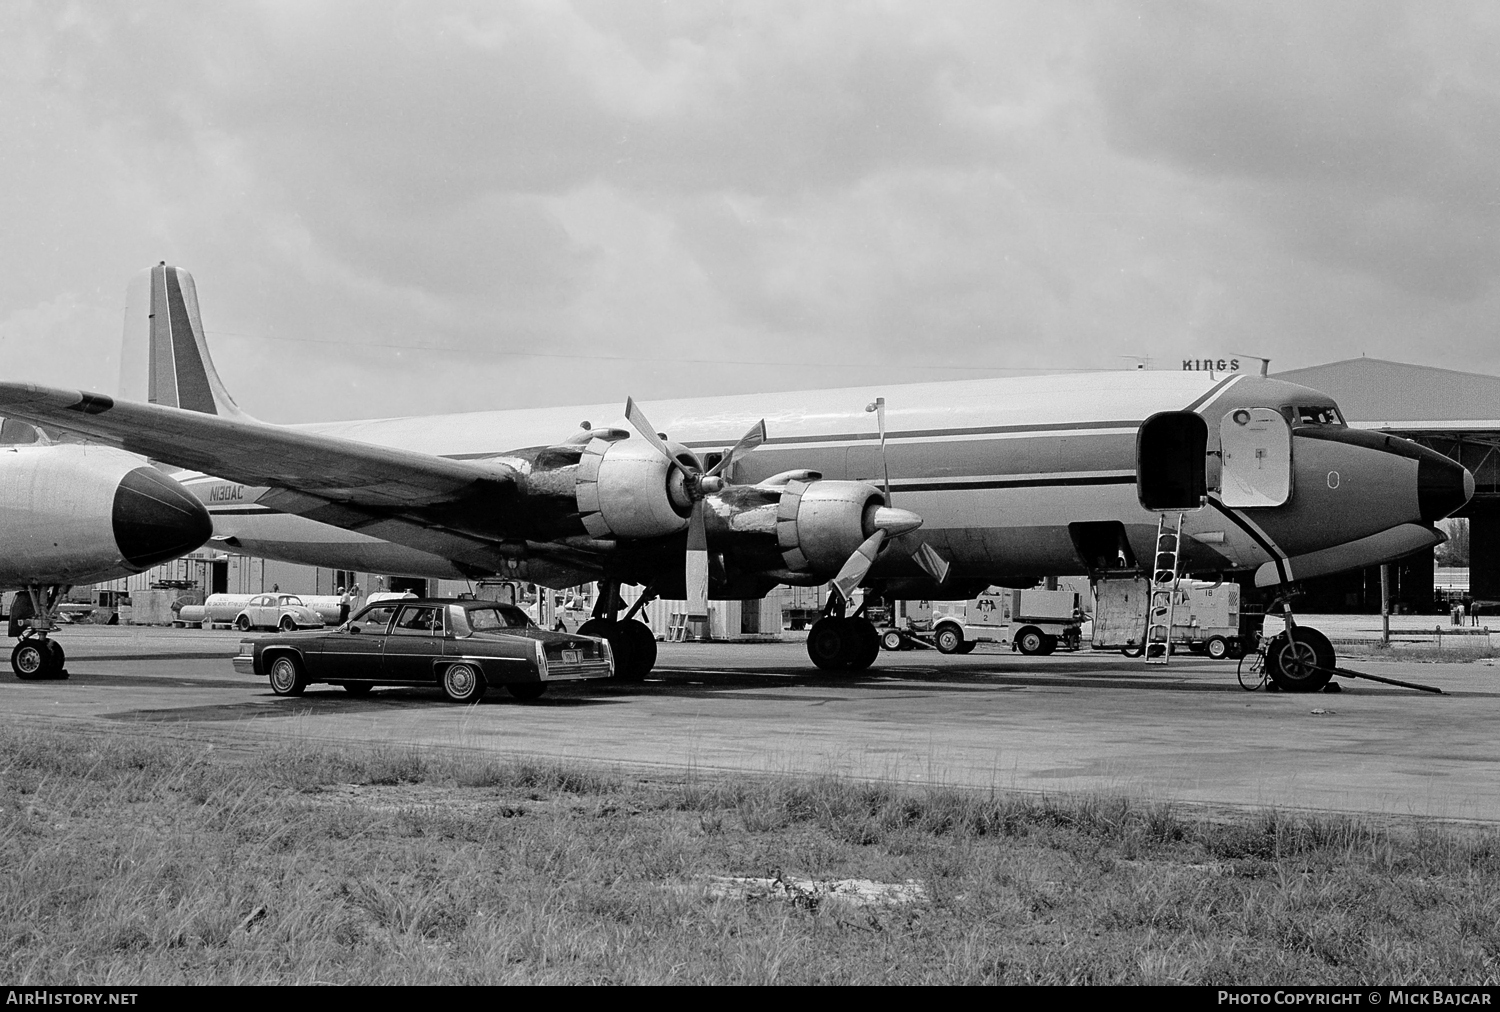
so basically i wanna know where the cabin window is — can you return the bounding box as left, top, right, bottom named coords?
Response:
left=1136, top=412, right=1208, bottom=511
left=1220, top=407, right=1292, bottom=507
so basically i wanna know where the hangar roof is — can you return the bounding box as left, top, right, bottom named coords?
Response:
left=1274, top=358, right=1500, bottom=432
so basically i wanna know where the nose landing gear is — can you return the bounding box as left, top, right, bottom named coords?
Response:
left=9, top=585, right=70, bottom=680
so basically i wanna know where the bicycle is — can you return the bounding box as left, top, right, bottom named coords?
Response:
left=1236, top=632, right=1267, bottom=691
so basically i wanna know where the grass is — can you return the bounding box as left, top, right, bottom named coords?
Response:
left=2, top=724, right=1499, bottom=985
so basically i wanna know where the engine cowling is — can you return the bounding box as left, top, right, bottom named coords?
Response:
left=0, top=444, right=213, bottom=587
left=574, top=435, right=696, bottom=539
left=775, top=478, right=892, bottom=575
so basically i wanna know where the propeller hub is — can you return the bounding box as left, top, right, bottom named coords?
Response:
left=868, top=506, right=922, bottom=538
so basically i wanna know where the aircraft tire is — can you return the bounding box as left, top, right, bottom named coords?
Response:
left=934, top=625, right=964, bottom=654
left=880, top=629, right=905, bottom=651
left=11, top=640, right=46, bottom=680
left=44, top=640, right=66, bottom=679
left=578, top=619, right=635, bottom=681
left=507, top=682, right=547, bottom=702
left=844, top=620, right=880, bottom=671
left=1016, top=627, right=1046, bottom=656
left=1265, top=628, right=1335, bottom=693
left=807, top=617, right=847, bottom=671
left=618, top=620, right=657, bottom=681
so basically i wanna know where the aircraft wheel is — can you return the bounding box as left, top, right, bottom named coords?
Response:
left=11, top=640, right=46, bottom=680
left=1266, top=628, right=1334, bottom=693
left=579, top=619, right=635, bottom=681
left=44, top=640, right=67, bottom=679
left=235, top=615, right=252, bottom=632
left=956, top=641, right=977, bottom=655
left=880, top=629, right=905, bottom=651
left=618, top=620, right=657, bottom=682
left=268, top=655, right=307, bottom=697
left=1205, top=636, right=1230, bottom=661
left=507, top=682, right=547, bottom=701
left=934, top=625, right=964, bottom=655
left=807, top=617, right=847, bottom=671
left=279, top=616, right=297, bottom=632
left=1015, top=627, right=1046, bottom=656
left=340, top=682, right=373, bottom=697
left=844, top=620, right=880, bottom=671
left=441, top=662, right=486, bottom=704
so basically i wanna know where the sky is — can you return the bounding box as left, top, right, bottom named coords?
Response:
left=1, top=1, right=1497, bottom=424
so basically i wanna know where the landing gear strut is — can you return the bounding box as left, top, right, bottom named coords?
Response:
left=9, top=585, right=70, bottom=681
left=806, top=596, right=880, bottom=673
left=577, top=579, right=658, bottom=683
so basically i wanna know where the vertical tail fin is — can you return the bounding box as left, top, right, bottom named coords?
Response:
left=119, top=263, right=250, bottom=418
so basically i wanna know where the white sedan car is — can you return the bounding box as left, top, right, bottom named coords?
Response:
left=234, top=594, right=326, bottom=632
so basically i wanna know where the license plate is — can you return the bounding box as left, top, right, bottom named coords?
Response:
left=561, top=649, right=581, bottom=664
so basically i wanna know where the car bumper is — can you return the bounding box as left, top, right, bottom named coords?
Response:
left=542, top=661, right=613, bottom=682
left=232, top=656, right=257, bottom=676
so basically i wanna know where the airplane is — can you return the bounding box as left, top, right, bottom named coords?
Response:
left=0, top=424, right=213, bottom=678
left=0, top=263, right=1473, bottom=691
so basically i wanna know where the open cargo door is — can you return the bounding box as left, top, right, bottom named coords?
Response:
left=1220, top=408, right=1291, bottom=507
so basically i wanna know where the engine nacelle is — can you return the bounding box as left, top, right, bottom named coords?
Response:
left=574, top=435, right=694, bottom=540
left=775, top=478, right=889, bottom=574
left=0, top=444, right=213, bottom=587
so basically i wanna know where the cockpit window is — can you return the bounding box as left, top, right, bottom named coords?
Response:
left=1291, top=405, right=1345, bottom=427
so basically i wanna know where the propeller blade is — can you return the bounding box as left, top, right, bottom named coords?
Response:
left=624, top=397, right=691, bottom=476
left=830, top=529, right=887, bottom=604
left=913, top=542, right=951, bottom=584
left=705, top=419, right=768, bottom=479
left=685, top=501, right=710, bottom=620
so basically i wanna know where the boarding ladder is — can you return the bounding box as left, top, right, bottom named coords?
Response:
left=1144, top=513, right=1185, bottom=665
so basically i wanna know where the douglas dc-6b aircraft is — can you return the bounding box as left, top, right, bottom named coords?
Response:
left=0, top=265, right=1473, bottom=690
left=0, top=426, right=212, bottom=678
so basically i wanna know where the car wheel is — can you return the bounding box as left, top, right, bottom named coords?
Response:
left=934, top=625, right=963, bottom=654
left=806, top=617, right=847, bottom=671
left=340, top=682, right=374, bottom=697
left=235, top=614, right=251, bottom=632
left=1205, top=636, right=1230, bottom=661
left=11, top=640, right=45, bottom=680
left=1016, top=628, right=1045, bottom=656
left=441, top=663, right=486, bottom=704
left=279, top=616, right=297, bottom=632
left=880, top=629, right=905, bottom=651
left=507, top=682, right=546, bottom=701
left=268, top=655, right=306, bottom=696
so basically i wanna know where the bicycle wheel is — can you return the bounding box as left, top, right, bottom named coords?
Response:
left=1237, top=649, right=1267, bottom=691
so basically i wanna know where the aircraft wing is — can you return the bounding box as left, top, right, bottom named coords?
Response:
left=0, top=383, right=517, bottom=511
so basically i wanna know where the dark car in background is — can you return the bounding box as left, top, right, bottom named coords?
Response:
left=234, top=597, right=614, bottom=702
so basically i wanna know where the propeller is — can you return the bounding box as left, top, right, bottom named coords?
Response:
left=862, top=395, right=950, bottom=592
left=624, top=398, right=765, bottom=622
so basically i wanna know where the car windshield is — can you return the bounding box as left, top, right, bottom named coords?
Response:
left=465, top=605, right=535, bottom=631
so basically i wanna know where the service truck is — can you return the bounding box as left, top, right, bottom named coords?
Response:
left=1090, top=575, right=1245, bottom=659
left=882, top=587, right=1085, bottom=655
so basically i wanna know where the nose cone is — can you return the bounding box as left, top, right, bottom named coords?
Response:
left=1418, top=454, right=1474, bottom=523
left=869, top=506, right=923, bottom=538
left=113, top=466, right=213, bottom=568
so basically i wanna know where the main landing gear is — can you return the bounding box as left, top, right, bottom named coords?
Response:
left=577, top=579, right=658, bottom=683
left=806, top=597, right=880, bottom=673
left=9, top=585, right=70, bottom=681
